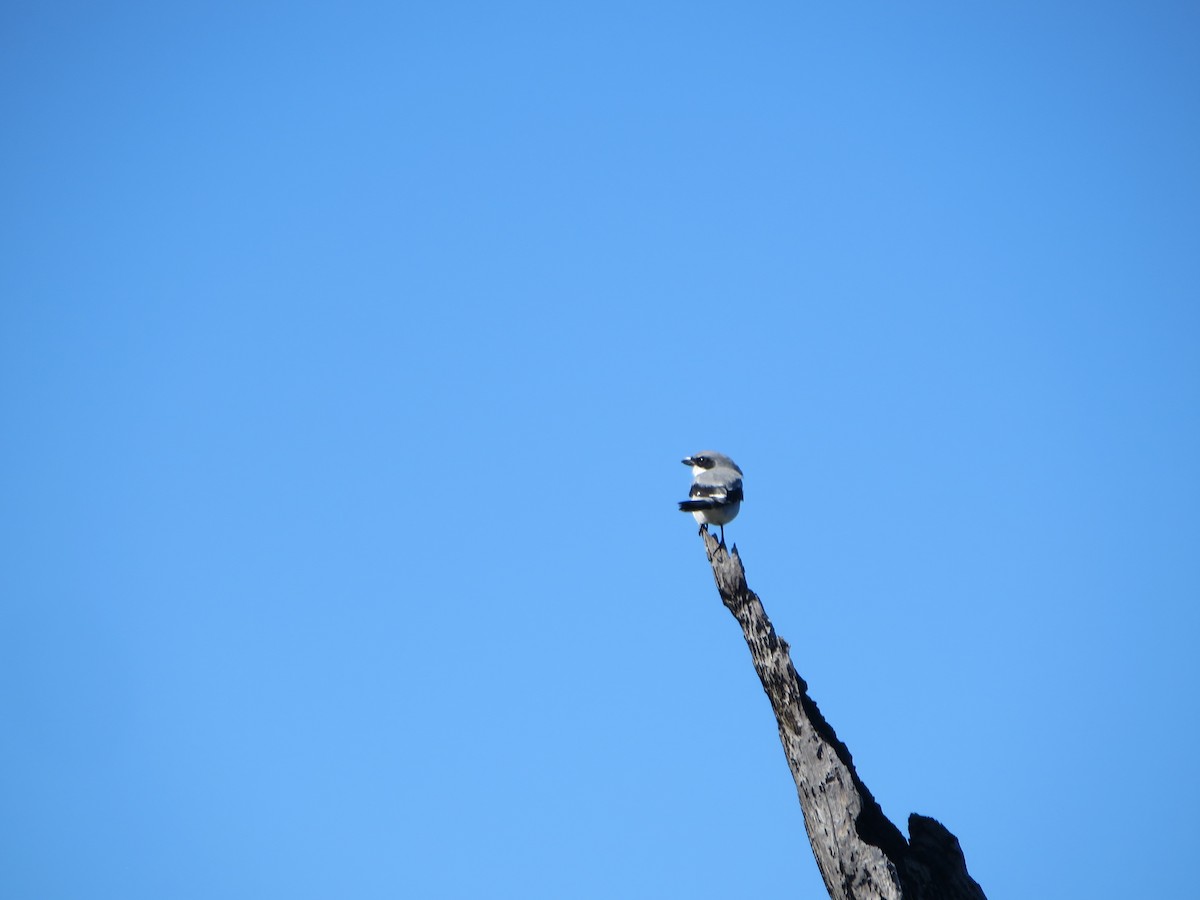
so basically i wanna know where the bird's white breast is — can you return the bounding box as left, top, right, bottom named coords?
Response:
left=691, top=501, right=741, bottom=527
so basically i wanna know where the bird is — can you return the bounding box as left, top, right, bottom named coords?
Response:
left=678, top=451, right=743, bottom=545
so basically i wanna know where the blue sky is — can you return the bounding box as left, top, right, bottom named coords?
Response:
left=2, top=3, right=1198, bottom=898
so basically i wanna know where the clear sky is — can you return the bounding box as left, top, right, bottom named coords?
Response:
left=2, top=3, right=1198, bottom=898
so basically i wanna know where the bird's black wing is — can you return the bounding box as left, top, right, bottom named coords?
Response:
left=680, top=476, right=742, bottom=509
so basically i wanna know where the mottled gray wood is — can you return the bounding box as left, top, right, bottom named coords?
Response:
left=698, top=529, right=986, bottom=900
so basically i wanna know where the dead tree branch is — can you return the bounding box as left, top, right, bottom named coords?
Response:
left=698, top=529, right=986, bottom=900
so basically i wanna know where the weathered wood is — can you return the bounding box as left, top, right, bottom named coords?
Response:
left=698, top=529, right=986, bottom=900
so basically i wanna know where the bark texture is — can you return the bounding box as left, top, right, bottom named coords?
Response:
left=698, top=529, right=986, bottom=900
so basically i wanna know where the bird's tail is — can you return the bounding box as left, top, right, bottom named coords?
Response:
left=678, top=499, right=718, bottom=512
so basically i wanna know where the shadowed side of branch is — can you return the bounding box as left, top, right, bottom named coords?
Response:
left=698, top=530, right=985, bottom=900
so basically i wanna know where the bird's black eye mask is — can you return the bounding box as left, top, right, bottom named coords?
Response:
left=695, top=456, right=714, bottom=468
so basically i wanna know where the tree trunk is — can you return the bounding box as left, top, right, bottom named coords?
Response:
left=697, top=530, right=987, bottom=900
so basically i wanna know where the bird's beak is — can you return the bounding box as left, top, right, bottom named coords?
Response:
left=681, top=457, right=695, bottom=466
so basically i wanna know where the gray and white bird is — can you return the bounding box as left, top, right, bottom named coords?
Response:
left=678, top=451, right=743, bottom=545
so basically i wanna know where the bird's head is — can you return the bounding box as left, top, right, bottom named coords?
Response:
left=681, top=451, right=742, bottom=476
